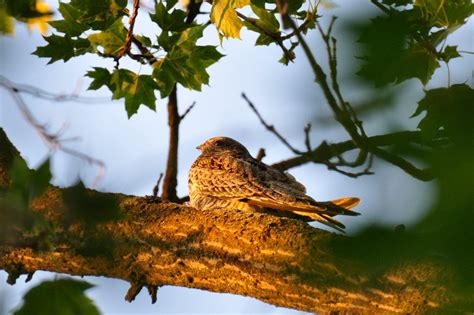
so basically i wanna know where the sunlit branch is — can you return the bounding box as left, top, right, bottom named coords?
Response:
left=116, top=0, right=141, bottom=61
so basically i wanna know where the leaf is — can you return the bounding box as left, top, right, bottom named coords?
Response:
left=440, top=45, right=461, bottom=62
left=109, top=69, right=159, bottom=117
left=210, top=0, right=250, bottom=39
left=86, top=67, right=112, bottom=90
left=33, top=34, right=91, bottom=64
left=153, top=26, right=224, bottom=96
left=412, top=84, right=474, bottom=144
left=13, top=279, right=100, bottom=315
left=68, top=0, right=127, bottom=31
left=150, top=2, right=188, bottom=32
left=245, top=5, right=280, bottom=46
left=251, top=5, right=279, bottom=32
left=49, top=2, right=90, bottom=36
left=88, top=19, right=126, bottom=57
left=354, top=16, right=440, bottom=86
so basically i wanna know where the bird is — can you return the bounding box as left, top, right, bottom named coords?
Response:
left=188, top=136, right=360, bottom=231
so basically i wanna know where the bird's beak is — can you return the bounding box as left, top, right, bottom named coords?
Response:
left=196, top=144, right=204, bottom=151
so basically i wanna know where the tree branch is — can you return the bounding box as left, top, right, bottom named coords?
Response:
left=271, top=131, right=444, bottom=175
left=116, top=0, right=141, bottom=61
left=161, top=85, right=179, bottom=201
left=0, top=129, right=469, bottom=313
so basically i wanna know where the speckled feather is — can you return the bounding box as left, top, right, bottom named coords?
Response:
left=188, top=137, right=360, bottom=230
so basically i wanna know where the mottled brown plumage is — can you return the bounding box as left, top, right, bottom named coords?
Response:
left=188, top=137, right=360, bottom=231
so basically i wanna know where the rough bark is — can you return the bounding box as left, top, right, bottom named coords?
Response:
left=0, top=130, right=470, bottom=314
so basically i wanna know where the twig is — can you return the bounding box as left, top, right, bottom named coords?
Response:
left=236, top=11, right=295, bottom=63
left=369, top=147, right=434, bottom=181
left=271, top=131, right=442, bottom=181
left=256, top=148, right=266, bottom=161
left=280, top=17, right=314, bottom=40
left=241, top=93, right=303, bottom=155
left=0, top=78, right=106, bottom=188
left=0, top=76, right=110, bottom=104
left=152, top=173, right=164, bottom=197
left=180, top=102, right=197, bottom=120
left=116, top=0, right=141, bottom=61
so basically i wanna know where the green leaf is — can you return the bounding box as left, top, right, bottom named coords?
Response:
left=413, top=84, right=474, bottom=144
left=49, top=2, right=90, bottom=36
left=355, top=16, right=440, bottom=86
left=109, top=69, right=159, bottom=117
left=255, top=33, right=274, bottom=46
left=150, top=2, right=188, bottom=32
left=251, top=5, right=279, bottom=32
left=86, top=67, right=112, bottom=90
left=13, top=279, right=100, bottom=315
left=153, top=26, right=224, bottom=96
left=88, top=19, right=126, bottom=57
left=69, top=0, right=127, bottom=31
left=33, top=35, right=91, bottom=64
left=440, top=45, right=461, bottom=62
left=413, top=0, right=474, bottom=28
left=210, top=0, right=250, bottom=39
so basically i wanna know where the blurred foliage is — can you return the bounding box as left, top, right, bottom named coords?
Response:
left=61, top=181, right=121, bottom=227
left=13, top=279, right=100, bottom=315
left=413, top=84, right=474, bottom=144
left=0, top=0, right=53, bottom=35
left=352, top=0, right=473, bottom=86
left=0, top=158, right=53, bottom=250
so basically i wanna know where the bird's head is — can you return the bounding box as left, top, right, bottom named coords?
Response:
left=197, top=137, right=250, bottom=156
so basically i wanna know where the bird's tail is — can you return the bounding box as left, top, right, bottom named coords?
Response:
left=242, top=197, right=360, bottom=232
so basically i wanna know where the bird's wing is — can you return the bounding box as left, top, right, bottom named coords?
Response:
left=189, top=154, right=359, bottom=230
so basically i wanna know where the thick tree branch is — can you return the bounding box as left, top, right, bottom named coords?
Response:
left=1, top=129, right=470, bottom=314
left=161, top=85, right=179, bottom=201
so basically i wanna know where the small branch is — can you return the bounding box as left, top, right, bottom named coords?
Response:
left=179, top=101, right=197, bottom=120
left=125, top=282, right=143, bottom=302
left=271, top=131, right=442, bottom=181
left=161, top=85, right=179, bottom=201
left=256, top=148, right=266, bottom=161
left=370, top=147, right=434, bottom=181
left=185, top=0, right=202, bottom=24
left=116, top=0, right=141, bottom=61
left=280, top=16, right=314, bottom=40
left=131, top=36, right=158, bottom=65
left=152, top=173, right=164, bottom=197
left=0, top=76, right=110, bottom=104
left=242, top=93, right=303, bottom=155
left=0, top=78, right=105, bottom=188
left=147, top=285, right=159, bottom=304
left=370, top=0, right=392, bottom=15
left=236, top=11, right=295, bottom=63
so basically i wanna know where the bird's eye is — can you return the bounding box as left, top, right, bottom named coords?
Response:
left=215, top=141, right=222, bottom=146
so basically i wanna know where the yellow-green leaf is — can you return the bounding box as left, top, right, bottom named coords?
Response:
left=210, top=0, right=250, bottom=39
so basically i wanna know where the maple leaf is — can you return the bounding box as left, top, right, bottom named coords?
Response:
left=211, top=0, right=250, bottom=39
